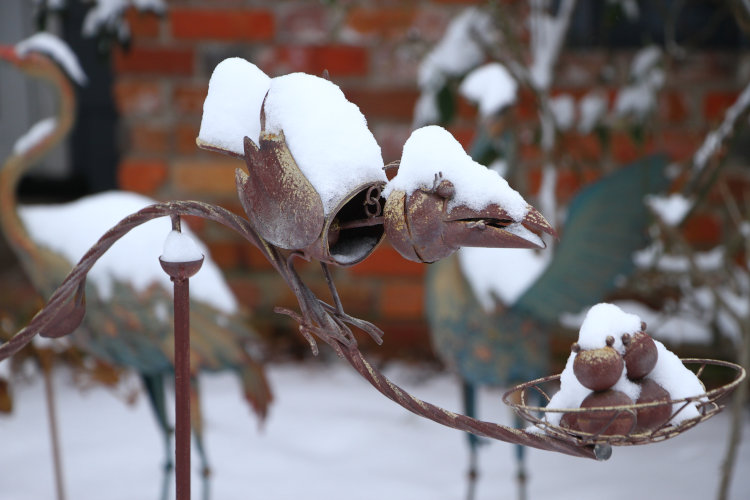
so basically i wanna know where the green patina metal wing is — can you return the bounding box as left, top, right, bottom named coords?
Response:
left=512, top=154, right=670, bottom=324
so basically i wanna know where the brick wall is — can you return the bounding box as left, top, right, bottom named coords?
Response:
left=111, top=1, right=749, bottom=359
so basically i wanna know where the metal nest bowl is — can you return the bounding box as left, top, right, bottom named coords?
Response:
left=502, top=358, right=746, bottom=447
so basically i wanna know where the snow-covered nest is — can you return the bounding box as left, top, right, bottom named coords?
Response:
left=18, top=191, right=238, bottom=315
left=544, top=303, right=706, bottom=427
left=15, top=32, right=87, bottom=85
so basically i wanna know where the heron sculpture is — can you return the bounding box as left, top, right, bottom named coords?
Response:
left=0, top=33, right=272, bottom=498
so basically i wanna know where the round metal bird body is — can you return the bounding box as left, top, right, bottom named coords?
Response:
left=238, top=132, right=386, bottom=267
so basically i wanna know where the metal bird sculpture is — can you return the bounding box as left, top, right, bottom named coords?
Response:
left=195, top=60, right=556, bottom=356
left=0, top=33, right=272, bottom=497
left=426, top=147, right=670, bottom=498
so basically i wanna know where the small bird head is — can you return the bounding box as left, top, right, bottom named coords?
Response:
left=384, top=172, right=555, bottom=263
left=382, top=126, right=555, bottom=263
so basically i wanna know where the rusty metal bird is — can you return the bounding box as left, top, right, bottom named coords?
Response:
left=196, top=59, right=556, bottom=355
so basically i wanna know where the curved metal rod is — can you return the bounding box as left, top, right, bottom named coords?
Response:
left=0, top=200, right=596, bottom=459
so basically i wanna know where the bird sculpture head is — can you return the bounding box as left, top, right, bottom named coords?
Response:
left=0, top=32, right=87, bottom=86
left=197, top=58, right=555, bottom=268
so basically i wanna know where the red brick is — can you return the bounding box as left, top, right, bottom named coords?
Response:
left=240, top=245, right=276, bottom=272
left=611, top=132, right=640, bottom=164
left=344, top=88, right=420, bottom=121
left=206, top=241, right=241, bottom=270
left=517, top=88, right=538, bottom=121
left=170, top=9, right=274, bottom=41
left=447, top=125, right=476, bottom=150
left=175, top=123, right=201, bottom=155
left=456, top=95, right=479, bottom=121
left=369, top=321, right=432, bottom=359
left=656, top=130, right=702, bottom=163
left=380, top=281, right=424, bottom=320
left=703, top=91, right=740, bottom=122
left=118, top=158, right=168, bottom=194
left=259, top=45, right=369, bottom=77
left=682, top=213, right=722, bottom=248
left=563, top=133, right=602, bottom=163
left=346, top=7, right=416, bottom=39
left=350, top=243, right=425, bottom=277
left=172, top=159, right=243, bottom=196
left=114, top=46, right=194, bottom=75
left=658, top=91, right=689, bottom=123
left=174, top=84, right=208, bottom=115
left=130, top=124, right=169, bottom=155
left=278, top=4, right=329, bottom=43
left=113, top=80, right=162, bottom=115
left=124, top=7, right=161, bottom=38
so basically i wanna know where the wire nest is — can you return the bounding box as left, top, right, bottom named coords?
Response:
left=502, top=358, right=746, bottom=447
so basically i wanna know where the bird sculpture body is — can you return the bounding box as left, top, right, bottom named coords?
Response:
left=0, top=33, right=272, bottom=493
left=426, top=149, right=670, bottom=498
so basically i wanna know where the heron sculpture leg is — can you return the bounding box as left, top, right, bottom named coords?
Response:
left=141, top=374, right=173, bottom=500
left=190, top=376, right=212, bottom=500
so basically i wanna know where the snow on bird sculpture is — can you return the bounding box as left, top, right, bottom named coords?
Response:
left=196, top=57, right=556, bottom=353
left=0, top=33, right=272, bottom=485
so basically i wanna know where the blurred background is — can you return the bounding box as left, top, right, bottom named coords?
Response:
left=1, top=1, right=749, bottom=499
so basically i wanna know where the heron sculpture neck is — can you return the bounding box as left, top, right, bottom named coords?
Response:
left=0, top=49, right=77, bottom=283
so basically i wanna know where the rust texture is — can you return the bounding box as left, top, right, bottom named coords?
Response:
left=0, top=199, right=599, bottom=459
left=160, top=224, right=204, bottom=500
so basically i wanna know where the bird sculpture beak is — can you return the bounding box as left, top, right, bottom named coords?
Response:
left=0, top=45, right=20, bottom=64
left=384, top=180, right=556, bottom=263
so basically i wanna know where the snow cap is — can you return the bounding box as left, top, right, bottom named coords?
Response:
left=577, top=302, right=642, bottom=352
left=263, top=72, right=386, bottom=215
left=15, top=32, right=87, bottom=85
left=385, top=125, right=529, bottom=221
left=198, top=57, right=270, bottom=154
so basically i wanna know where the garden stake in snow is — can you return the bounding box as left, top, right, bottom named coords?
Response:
left=0, top=56, right=745, bottom=494
left=159, top=215, right=204, bottom=500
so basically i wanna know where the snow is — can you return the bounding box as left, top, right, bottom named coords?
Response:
left=546, top=303, right=709, bottom=428
left=160, top=230, right=203, bottom=263
left=648, top=340, right=705, bottom=423
left=578, top=91, right=607, bottom=134
left=645, top=194, right=692, bottom=226
left=417, top=8, right=493, bottom=90
left=384, top=126, right=529, bottom=222
left=528, top=0, right=576, bottom=92
left=458, top=63, right=517, bottom=117
left=634, top=242, right=725, bottom=273
left=614, top=45, right=664, bottom=121
left=263, top=73, right=386, bottom=216
left=458, top=247, right=549, bottom=310
left=577, top=303, right=642, bottom=352
left=549, top=94, right=575, bottom=131
left=1, top=361, right=747, bottom=500
left=197, top=58, right=271, bottom=155
left=13, top=118, right=57, bottom=156
left=414, top=8, right=495, bottom=126
left=82, top=0, right=165, bottom=41
left=15, top=32, right=87, bottom=85
left=18, top=191, right=238, bottom=314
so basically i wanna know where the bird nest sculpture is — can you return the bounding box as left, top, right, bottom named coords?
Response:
left=504, top=358, right=745, bottom=453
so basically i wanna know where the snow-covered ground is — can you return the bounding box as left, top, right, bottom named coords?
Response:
left=1, top=361, right=748, bottom=500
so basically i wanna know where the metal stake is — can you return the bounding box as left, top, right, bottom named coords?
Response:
left=160, top=216, right=204, bottom=500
